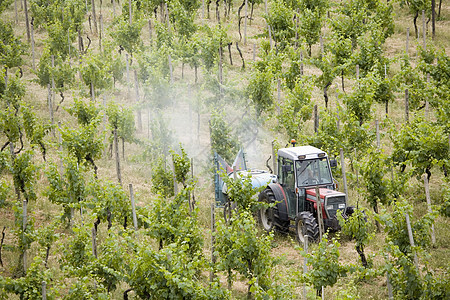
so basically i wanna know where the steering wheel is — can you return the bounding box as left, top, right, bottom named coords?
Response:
left=302, top=178, right=319, bottom=185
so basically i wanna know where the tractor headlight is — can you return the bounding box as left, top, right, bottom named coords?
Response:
left=326, top=205, right=334, bottom=210
left=338, top=204, right=346, bottom=209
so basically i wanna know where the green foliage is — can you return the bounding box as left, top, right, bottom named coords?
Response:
left=360, top=149, right=390, bottom=209
left=221, top=171, right=263, bottom=212
left=169, top=0, right=198, bottom=39
left=87, top=179, right=131, bottom=228
left=67, top=98, right=101, bottom=126
left=45, top=156, right=87, bottom=222
left=390, top=117, right=449, bottom=179
left=394, top=55, right=431, bottom=110
left=298, top=8, right=325, bottom=55
left=308, top=108, right=343, bottom=157
left=215, top=210, right=274, bottom=296
left=195, top=24, right=228, bottom=72
left=126, top=242, right=217, bottom=300
left=441, top=180, right=450, bottom=217
left=137, top=45, right=172, bottom=109
left=265, top=0, right=296, bottom=49
left=382, top=239, right=449, bottom=299
left=0, top=20, right=27, bottom=69
left=79, top=50, right=113, bottom=95
left=12, top=150, right=38, bottom=202
left=0, top=256, right=54, bottom=300
left=352, top=26, right=388, bottom=78
left=147, top=186, right=203, bottom=256
left=343, top=73, right=376, bottom=125
left=0, top=0, right=13, bottom=15
left=110, top=16, right=144, bottom=56
left=338, top=208, right=375, bottom=267
left=331, top=0, right=393, bottom=49
left=105, top=101, right=135, bottom=143
left=209, top=110, right=240, bottom=164
left=341, top=112, right=375, bottom=156
left=277, top=77, right=313, bottom=139
left=151, top=157, right=174, bottom=197
left=0, top=179, right=8, bottom=208
left=30, top=0, right=85, bottom=31
left=61, top=110, right=103, bottom=168
left=377, top=199, right=434, bottom=257
left=302, top=234, right=347, bottom=293
left=246, top=69, right=274, bottom=116
left=35, top=48, right=76, bottom=96
left=171, top=144, right=191, bottom=187
left=60, top=225, right=93, bottom=272
left=21, top=104, right=50, bottom=158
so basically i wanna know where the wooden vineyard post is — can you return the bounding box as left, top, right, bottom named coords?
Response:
left=134, top=69, right=142, bottom=131
left=277, top=78, right=281, bottom=113
left=42, top=281, right=47, bottom=300
left=210, top=202, right=216, bottom=283
left=91, top=0, right=98, bottom=35
left=386, top=254, right=393, bottom=299
left=129, top=184, right=138, bottom=230
left=272, top=140, right=277, bottom=176
left=432, top=0, right=436, bottom=39
left=314, top=104, right=319, bottom=133
left=405, top=213, right=419, bottom=270
left=295, top=9, right=299, bottom=48
left=90, top=82, right=95, bottom=102
left=376, top=119, right=380, bottom=148
left=422, top=10, right=426, bottom=50
left=148, top=19, right=152, bottom=44
left=300, top=51, right=304, bottom=75
left=340, top=148, right=349, bottom=204
left=423, top=175, right=436, bottom=245
left=202, top=0, right=205, bottom=20
left=268, top=25, right=273, bottom=50
left=22, top=199, right=27, bottom=274
left=47, top=84, right=54, bottom=132
left=426, top=74, right=430, bottom=119
left=31, top=18, right=35, bottom=70
left=92, top=227, right=97, bottom=258
left=303, top=235, right=309, bottom=299
left=125, top=54, right=130, bottom=95
left=14, top=0, right=18, bottom=24
left=315, top=186, right=324, bottom=241
left=405, top=89, right=409, bottom=123
left=172, top=155, right=178, bottom=195
left=99, top=14, right=103, bottom=52
left=190, top=158, right=195, bottom=212
left=356, top=64, right=360, bottom=81
left=114, top=128, right=122, bottom=185
left=219, top=47, right=223, bottom=99
left=406, top=28, right=410, bottom=54
left=24, top=0, right=30, bottom=43
left=168, top=54, right=174, bottom=83
left=129, top=0, right=132, bottom=24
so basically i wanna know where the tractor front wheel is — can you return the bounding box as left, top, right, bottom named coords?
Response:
left=295, top=211, right=319, bottom=244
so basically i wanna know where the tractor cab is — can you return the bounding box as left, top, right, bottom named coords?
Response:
left=257, top=145, right=349, bottom=241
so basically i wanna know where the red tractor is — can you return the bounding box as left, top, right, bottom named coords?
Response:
left=214, top=145, right=352, bottom=243
left=258, top=145, right=352, bottom=242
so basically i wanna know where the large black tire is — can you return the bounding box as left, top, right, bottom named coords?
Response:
left=295, top=211, right=319, bottom=244
left=258, top=188, right=289, bottom=232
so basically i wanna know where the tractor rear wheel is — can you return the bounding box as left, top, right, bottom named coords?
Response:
left=258, top=190, right=274, bottom=232
left=295, top=211, right=319, bottom=244
left=258, top=188, right=289, bottom=232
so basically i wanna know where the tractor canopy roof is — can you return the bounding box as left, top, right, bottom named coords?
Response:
left=278, top=145, right=327, bottom=161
